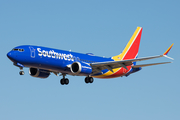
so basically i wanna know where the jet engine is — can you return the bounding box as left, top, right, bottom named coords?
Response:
left=29, top=68, right=50, bottom=78
left=70, top=62, right=92, bottom=75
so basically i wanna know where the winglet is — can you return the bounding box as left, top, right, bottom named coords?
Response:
left=163, top=43, right=174, bottom=55
left=163, top=43, right=174, bottom=60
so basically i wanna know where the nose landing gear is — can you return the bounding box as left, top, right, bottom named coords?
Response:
left=19, top=67, right=24, bottom=75
left=19, top=71, right=24, bottom=75
left=13, top=63, right=25, bottom=76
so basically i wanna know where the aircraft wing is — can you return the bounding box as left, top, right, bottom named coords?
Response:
left=91, top=55, right=168, bottom=73
left=90, top=44, right=174, bottom=74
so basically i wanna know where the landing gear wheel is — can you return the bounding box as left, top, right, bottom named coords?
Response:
left=89, top=77, right=94, bottom=83
left=60, top=79, right=65, bottom=85
left=85, top=77, right=94, bottom=84
left=64, top=78, right=69, bottom=85
left=85, top=77, right=89, bottom=83
left=19, top=71, right=24, bottom=75
left=60, top=78, right=69, bottom=85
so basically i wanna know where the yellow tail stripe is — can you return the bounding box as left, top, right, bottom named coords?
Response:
left=112, top=27, right=142, bottom=61
left=95, top=27, right=142, bottom=78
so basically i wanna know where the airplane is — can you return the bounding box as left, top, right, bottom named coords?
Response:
left=7, top=27, right=174, bottom=85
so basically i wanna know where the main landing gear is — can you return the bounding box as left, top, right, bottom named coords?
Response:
left=85, top=76, right=94, bottom=84
left=60, top=74, right=94, bottom=85
left=60, top=74, right=69, bottom=85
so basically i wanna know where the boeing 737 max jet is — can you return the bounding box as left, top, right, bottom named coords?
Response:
left=7, top=27, right=174, bottom=85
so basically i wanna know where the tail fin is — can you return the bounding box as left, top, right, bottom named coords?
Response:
left=112, top=27, right=143, bottom=61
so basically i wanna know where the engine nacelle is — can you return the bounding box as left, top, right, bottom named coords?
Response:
left=29, top=68, right=50, bottom=78
left=70, top=62, right=92, bottom=75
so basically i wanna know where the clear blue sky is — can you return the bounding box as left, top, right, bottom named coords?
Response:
left=0, top=0, right=179, bottom=120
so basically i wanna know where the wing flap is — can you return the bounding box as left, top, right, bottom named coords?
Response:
left=132, top=62, right=172, bottom=68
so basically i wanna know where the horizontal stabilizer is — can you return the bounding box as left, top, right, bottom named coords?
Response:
left=163, top=55, right=174, bottom=60
left=132, top=62, right=172, bottom=68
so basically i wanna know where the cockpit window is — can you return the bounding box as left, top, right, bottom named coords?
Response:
left=12, top=48, right=24, bottom=52
left=13, top=48, right=18, bottom=51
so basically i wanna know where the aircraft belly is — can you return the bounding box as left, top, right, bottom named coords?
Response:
left=92, top=66, right=132, bottom=78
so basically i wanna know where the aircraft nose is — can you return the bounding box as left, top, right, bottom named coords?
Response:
left=7, top=51, right=14, bottom=60
left=7, top=51, right=11, bottom=59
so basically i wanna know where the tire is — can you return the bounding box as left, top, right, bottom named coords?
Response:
left=65, top=78, right=69, bottom=85
left=89, top=77, right=94, bottom=83
left=85, top=77, right=89, bottom=83
left=19, top=71, right=24, bottom=75
left=60, top=79, right=65, bottom=85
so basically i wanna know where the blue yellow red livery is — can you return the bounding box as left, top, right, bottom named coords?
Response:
left=7, top=27, right=174, bottom=85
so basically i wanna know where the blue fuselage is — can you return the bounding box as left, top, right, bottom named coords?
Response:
left=7, top=45, right=113, bottom=76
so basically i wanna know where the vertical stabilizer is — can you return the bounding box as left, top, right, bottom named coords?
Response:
left=112, top=27, right=143, bottom=61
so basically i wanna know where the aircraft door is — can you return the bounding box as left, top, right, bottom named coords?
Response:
left=29, top=47, right=35, bottom=58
